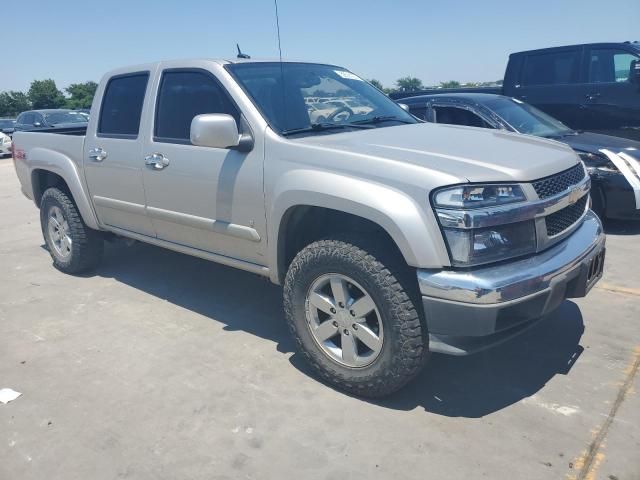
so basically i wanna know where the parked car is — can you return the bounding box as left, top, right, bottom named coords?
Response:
left=0, top=118, right=16, bottom=137
left=400, top=93, right=640, bottom=221
left=15, top=109, right=88, bottom=131
left=0, top=132, right=12, bottom=157
left=12, top=58, right=605, bottom=397
left=392, top=42, right=640, bottom=141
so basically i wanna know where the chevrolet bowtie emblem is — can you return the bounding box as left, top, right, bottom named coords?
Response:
left=567, top=187, right=581, bottom=205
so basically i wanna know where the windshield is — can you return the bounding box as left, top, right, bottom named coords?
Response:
left=43, top=112, right=88, bottom=125
left=226, top=62, right=417, bottom=135
left=484, top=97, right=574, bottom=137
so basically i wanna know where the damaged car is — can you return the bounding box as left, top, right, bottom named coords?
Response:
left=401, top=93, right=640, bottom=220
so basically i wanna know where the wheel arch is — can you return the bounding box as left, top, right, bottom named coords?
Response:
left=269, top=172, right=448, bottom=284
left=28, top=148, right=100, bottom=230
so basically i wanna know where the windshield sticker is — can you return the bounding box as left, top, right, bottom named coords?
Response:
left=335, top=70, right=363, bottom=81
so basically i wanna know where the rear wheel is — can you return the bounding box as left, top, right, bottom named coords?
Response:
left=40, top=187, right=104, bottom=274
left=283, top=235, right=429, bottom=397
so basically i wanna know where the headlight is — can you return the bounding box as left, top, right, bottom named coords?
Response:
left=578, top=152, right=617, bottom=174
left=434, top=184, right=526, bottom=208
left=441, top=220, right=537, bottom=267
left=433, top=183, right=536, bottom=267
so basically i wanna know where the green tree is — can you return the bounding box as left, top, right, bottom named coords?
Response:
left=65, top=81, right=97, bottom=109
left=0, top=91, right=31, bottom=117
left=439, top=80, right=461, bottom=89
left=28, top=79, right=66, bottom=109
left=395, top=76, right=424, bottom=93
left=368, top=79, right=384, bottom=90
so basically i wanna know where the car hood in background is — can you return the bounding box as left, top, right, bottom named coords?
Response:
left=562, top=132, right=640, bottom=160
left=295, top=122, right=579, bottom=183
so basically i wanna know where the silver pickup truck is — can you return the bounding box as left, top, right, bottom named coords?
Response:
left=12, top=59, right=606, bottom=397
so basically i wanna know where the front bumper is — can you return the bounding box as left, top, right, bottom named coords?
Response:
left=418, top=210, right=606, bottom=355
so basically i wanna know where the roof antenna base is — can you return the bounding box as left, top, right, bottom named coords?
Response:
left=236, top=44, right=251, bottom=59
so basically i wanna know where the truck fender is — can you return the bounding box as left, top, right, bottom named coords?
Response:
left=28, top=147, right=100, bottom=230
left=269, top=169, right=449, bottom=283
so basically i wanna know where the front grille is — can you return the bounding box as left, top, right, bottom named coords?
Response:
left=545, top=195, right=588, bottom=236
left=532, top=164, right=586, bottom=199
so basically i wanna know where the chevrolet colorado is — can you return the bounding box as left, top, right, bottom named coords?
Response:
left=12, top=59, right=606, bottom=397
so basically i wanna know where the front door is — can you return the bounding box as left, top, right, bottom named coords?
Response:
left=83, top=71, right=156, bottom=236
left=581, top=47, right=640, bottom=141
left=141, top=68, right=266, bottom=265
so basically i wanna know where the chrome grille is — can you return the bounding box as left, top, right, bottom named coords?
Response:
left=545, top=195, right=588, bottom=236
left=532, top=164, right=586, bottom=199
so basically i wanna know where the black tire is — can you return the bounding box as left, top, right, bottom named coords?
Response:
left=40, top=187, right=104, bottom=274
left=283, top=235, right=429, bottom=397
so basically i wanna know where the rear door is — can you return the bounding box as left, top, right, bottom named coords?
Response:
left=141, top=67, right=266, bottom=264
left=580, top=47, right=640, bottom=140
left=83, top=71, right=156, bottom=236
left=512, top=48, right=585, bottom=129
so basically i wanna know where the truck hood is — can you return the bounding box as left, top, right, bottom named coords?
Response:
left=295, top=122, right=579, bottom=183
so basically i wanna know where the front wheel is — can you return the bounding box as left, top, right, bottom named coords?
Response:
left=283, top=236, right=429, bottom=397
left=40, top=187, right=104, bottom=274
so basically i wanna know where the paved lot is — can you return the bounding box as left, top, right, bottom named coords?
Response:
left=1, top=157, right=639, bottom=480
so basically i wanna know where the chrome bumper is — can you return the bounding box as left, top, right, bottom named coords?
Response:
left=418, top=210, right=605, bottom=355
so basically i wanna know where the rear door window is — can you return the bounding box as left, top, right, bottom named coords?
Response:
left=154, top=69, right=239, bottom=143
left=588, top=49, right=639, bottom=83
left=98, top=72, right=149, bottom=138
left=521, top=50, right=580, bottom=86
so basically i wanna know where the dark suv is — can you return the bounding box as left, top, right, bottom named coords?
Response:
left=503, top=42, right=640, bottom=141
left=15, top=109, right=88, bottom=131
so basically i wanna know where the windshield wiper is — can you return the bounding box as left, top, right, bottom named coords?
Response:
left=281, top=122, right=373, bottom=136
left=350, top=115, right=414, bottom=126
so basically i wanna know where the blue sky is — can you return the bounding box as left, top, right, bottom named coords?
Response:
left=3, top=0, right=639, bottom=92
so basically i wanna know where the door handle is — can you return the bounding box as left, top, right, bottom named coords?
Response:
left=585, top=93, right=601, bottom=101
left=145, top=153, right=170, bottom=170
left=88, top=147, right=107, bottom=162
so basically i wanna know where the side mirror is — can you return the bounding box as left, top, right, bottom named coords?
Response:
left=33, top=122, right=42, bottom=127
left=631, top=60, right=640, bottom=85
left=398, top=103, right=410, bottom=112
left=190, top=114, right=240, bottom=149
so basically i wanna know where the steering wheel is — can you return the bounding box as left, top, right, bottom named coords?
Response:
left=327, top=106, right=354, bottom=123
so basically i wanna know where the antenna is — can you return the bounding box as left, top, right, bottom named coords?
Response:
left=274, top=0, right=283, bottom=63
left=236, top=44, right=250, bottom=59
left=273, top=0, right=287, bottom=129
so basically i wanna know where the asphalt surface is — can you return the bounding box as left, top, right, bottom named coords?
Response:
left=1, top=157, right=639, bottom=480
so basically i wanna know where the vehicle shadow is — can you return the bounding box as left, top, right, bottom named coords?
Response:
left=96, top=241, right=295, bottom=354
left=363, top=301, right=585, bottom=417
left=603, top=219, right=640, bottom=235
left=96, top=241, right=585, bottom=418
